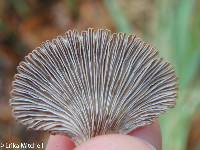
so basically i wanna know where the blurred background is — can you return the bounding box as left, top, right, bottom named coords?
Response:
left=0, top=0, right=200, bottom=149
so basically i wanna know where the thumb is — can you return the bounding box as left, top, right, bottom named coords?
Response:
left=75, top=121, right=160, bottom=150
left=74, top=134, right=155, bottom=150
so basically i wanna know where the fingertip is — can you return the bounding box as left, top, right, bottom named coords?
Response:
left=129, top=120, right=162, bottom=150
left=75, top=134, right=155, bottom=150
left=45, top=121, right=161, bottom=150
left=46, top=134, right=75, bottom=150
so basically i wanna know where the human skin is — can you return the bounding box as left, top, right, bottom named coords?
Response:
left=46, top=120, right=161, bottom=150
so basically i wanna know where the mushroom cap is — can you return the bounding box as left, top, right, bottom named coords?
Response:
left=10, top=28, right=178, bottom=144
